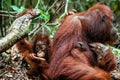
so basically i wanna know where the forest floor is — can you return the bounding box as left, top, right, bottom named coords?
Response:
left=0, top=45, right=42, bottom=80
left=0, top=45, right=119, bottom=80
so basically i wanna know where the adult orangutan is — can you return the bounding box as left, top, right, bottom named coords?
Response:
left=48, top=4, right=118, bottom=80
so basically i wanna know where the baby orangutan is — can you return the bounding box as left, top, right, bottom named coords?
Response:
left=16, top=34, right=51, bottom=79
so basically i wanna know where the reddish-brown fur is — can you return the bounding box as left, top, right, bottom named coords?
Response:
left=32, top=34, right=51, bottom=63
left=49, top=4, right=117, bottom=80
left=16, top=9, right=50, bottom=79
left=16, top=34, right=51, bottom=78
left=17, top=8, right=37, bottom=17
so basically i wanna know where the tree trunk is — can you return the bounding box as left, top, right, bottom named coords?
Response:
left=0, top=13, right=40, bottom=53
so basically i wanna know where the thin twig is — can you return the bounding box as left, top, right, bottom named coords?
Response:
left=0, top=10, right=17, bottom=14
left=41, top=24, right=45, bottom=37
left=28, top=23, right=40, bottom=36
left=0, top=14, right=16, bottom=17
left=46, top=0, right=59, bottom=13
left=29, top=0, right=59, bottom=36
left=65, top=0, right=69, bottom=14
left=29, top=20, right=49, bottom=36
left=35, top=0, right=40, bottom=9
left=4, top=1, right=12, bottom=25
left=56, top=3, right=65, bottom=14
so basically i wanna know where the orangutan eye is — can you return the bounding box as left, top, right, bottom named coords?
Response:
left=36, top=46, right=40, bottom=51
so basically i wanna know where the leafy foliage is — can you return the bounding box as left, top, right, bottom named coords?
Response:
left=0, top=0, right=120, bottom=79
left=110, top=46, right=120, bottom=59
left=11, top=6, right=25, bottom=13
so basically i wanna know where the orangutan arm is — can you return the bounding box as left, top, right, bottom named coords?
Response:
left=89, top=43, right=117, bottom=72
left=56, top=56, right=112, bottom=80
left=98, top=49, right=117, bottom=72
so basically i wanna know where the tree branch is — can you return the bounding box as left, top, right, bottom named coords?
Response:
left=65, top=0, right=69, bottom=14
left=0, top=12, right=40, bottom=53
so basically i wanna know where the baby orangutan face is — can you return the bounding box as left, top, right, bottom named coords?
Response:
left=35, top=41, right=47, bottom=58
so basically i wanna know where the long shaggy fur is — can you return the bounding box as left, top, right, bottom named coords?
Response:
left=49, top=4, right=117, bottom=80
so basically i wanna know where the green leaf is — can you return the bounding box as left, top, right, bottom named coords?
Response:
left=110, top=46, right=120, bottom=58
left=39, top=9, right=44, bottom=14
left=111, top=2, right=118, bottom=11
left=2, top=52, right=9, bottom=58
left=11, top=6, right=20, bottom=12
left=43, top=14, right=50, bottom=21
left=11, top=6, right=25, bottom=13
left=39, top=9, right=50, bottom=21
left=19, top=6, right=25, bottom=12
